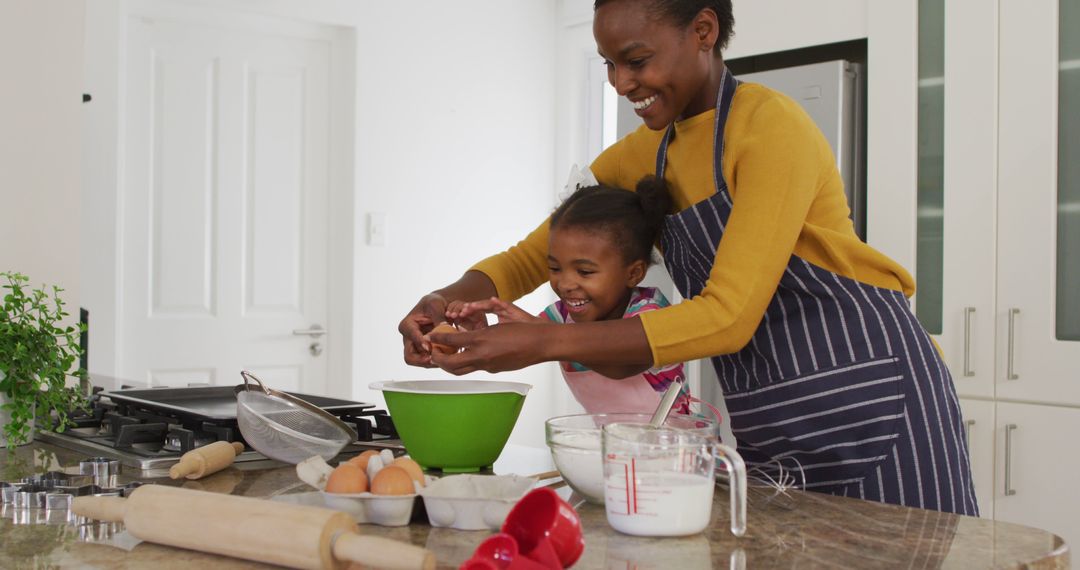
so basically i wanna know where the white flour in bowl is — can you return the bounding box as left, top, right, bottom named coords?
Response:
left=549, top=430, right=604, bottom=503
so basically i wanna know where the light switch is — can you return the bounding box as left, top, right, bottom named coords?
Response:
left=368, top=212, right=387, bottom=246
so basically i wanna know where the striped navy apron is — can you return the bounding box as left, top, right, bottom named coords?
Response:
left=656, top=68, right=978, bottom=516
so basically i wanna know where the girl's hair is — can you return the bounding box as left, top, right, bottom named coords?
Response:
left=593, top=0, right=735, bottom=53
left=550, top=176, right=673, bottom=265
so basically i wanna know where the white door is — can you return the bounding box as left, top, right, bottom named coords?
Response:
left=996, top=0, right=1080, bottom=405
left=120, top=13, right=332, bottom=393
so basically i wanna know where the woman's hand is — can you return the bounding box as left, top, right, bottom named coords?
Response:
left=398, top=293, right=449, bottom=368
left=448, top=297, right=541, bottom=327
left=429, top=322, right=553, bottom=375
left=398, top=271, right=501, bottom=368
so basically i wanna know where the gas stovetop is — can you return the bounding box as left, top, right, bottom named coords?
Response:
left=39, top=385, right=405, bottom=473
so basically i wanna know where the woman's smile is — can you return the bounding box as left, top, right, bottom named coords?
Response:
left=594, top=0, right=723, bottom=129
left=632, top=94, right=658, bottom=111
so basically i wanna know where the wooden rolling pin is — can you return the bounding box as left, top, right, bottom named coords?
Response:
left=73, top=485, right=435, bottom=570
left=169, top=441, right=245, bottom=480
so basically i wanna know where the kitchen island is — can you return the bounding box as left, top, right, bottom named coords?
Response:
left=1, top=442, right=1068, bottom=569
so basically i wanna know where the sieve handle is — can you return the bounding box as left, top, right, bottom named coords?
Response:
left=240, top=370, right=271, bottom=394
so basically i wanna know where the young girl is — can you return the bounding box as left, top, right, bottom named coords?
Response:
left=446, top=177, right=692, bottom=415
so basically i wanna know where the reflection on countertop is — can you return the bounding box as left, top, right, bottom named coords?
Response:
left=1, top=442, right=1070, bottom=569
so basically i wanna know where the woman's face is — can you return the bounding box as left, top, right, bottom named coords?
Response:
left=547, top=226, right=645, bottom=323
left=594, top=0, right=719, bottom=129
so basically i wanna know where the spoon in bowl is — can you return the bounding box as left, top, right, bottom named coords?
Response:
left=648, top=378, right=685, bottom=428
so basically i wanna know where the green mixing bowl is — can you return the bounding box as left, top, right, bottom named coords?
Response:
left=370, top=380, right=531, bottom=473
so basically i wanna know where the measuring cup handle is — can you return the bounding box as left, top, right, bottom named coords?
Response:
left=713, top=443, right=747, bottom=537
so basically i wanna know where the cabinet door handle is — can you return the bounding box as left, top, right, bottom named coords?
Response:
left=964, top=419, right=975, bottom=456
left=963, top=307, right=976, bottom=377
left=1007, top=308, right=1020, bottom=380
left=1004, top=423, right=1018, bottom=496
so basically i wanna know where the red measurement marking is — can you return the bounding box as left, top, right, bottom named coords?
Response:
left=631, top=458, right=638, bottom=514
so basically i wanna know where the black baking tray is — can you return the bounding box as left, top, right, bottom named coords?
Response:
left=100, top=386, right=375, bottom=421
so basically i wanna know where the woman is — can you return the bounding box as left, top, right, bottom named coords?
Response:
left=398, top=0, right=977, bottom=516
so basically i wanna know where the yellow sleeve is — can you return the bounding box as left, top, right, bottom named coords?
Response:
left=469, top=218, right=551, bottom=301
left=638, top=95, right=827, bottom=366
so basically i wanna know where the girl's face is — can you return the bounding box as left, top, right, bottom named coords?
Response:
left=547, top=226, right=646, bottom=323
left=593, top=0, right=720, bottom=130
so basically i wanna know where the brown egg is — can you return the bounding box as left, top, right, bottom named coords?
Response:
left=391, top=457, right=425, bottom=488
left=346, top=450, right=381, bottom=471
left=325, top=463, right=368, bottom=494
left=370, top=465, right=415, bottom=495
left=429, top=322, right=459, bottom=355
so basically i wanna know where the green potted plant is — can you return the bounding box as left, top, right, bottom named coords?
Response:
left=1, top=271, right=87, bottom=448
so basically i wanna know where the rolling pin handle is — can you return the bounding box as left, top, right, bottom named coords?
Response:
left=331, top=532, right=436, bottom=570
left=169, top=457, right=198, bottom=480
left=72, top=495, right=128, bottom=523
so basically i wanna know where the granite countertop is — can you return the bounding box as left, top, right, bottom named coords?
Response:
left=0, top=442, right=1069, bottom=569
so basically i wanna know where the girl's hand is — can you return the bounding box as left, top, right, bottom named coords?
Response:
left=429, top=322, right=552, bottom=375
left=445, top=299, right=488, bottom=332
left=398, top=293, right=449, bottom=368
left=451, top=296, right=541, bottom=325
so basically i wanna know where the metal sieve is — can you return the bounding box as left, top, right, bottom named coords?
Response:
left=235, top=370, right=357, bottom=464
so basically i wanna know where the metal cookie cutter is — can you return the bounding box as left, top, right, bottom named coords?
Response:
left=2, top=468, right=143, bottom=527
left=67, top=481, right=145, bottom=526
left=1, top=481, right=19, bottom=504
left=80, top=457, right=121, bottom=488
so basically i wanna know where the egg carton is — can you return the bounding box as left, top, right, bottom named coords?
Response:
left=294, top=451, right=431, bottom=527
left=320, top=489, right=422, bottom=526
left=419, top=474, right=537, bottom=531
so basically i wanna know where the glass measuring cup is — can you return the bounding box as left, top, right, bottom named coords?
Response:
left=602, top=423, right=746, bottom=537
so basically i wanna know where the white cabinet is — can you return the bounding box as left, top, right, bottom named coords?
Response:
left=994, top=402, right=1080, bottom=553
left=996, top=0, right=1080, bottom=405
left=931, top=0, right=998, bottom=401
left=957, top=398, right=995, bottom=519
left=918, top=0, right=1080, bottom=402
left=912, top=0, right=1080, bottom=549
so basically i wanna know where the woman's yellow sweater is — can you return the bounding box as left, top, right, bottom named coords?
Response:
left=471, top=83, right=914, bottom=366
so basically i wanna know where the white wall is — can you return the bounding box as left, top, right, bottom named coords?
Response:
left=0, top=0, right=86, bottom=308
left=348, top=2, right=560, bottom=449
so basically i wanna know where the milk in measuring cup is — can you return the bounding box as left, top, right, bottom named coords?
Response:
left=604, top=471, right=714, bottom=536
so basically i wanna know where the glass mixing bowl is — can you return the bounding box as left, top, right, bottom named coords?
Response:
left=544, top=412, right=719, bottom=504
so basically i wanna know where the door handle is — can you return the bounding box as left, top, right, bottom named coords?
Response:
left=1004, top=423, right=1017, bottom=496
left=1007, top=308, right=1020, bottom=380
left=962, top=307, right=975, bottom=377
left=292, top=324, right=327, bottom=338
